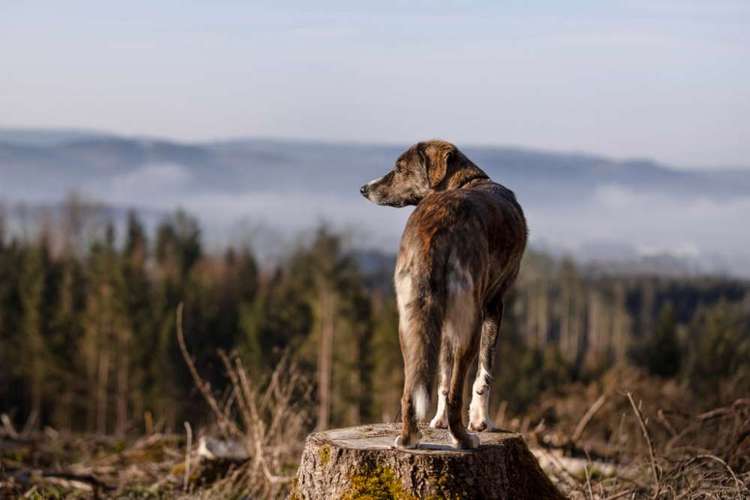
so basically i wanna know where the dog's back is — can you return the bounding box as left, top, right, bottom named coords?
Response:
left=398, top=180, right=526, bottom=306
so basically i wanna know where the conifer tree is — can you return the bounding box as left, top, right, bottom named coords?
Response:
left=18, top=236, right=49, bottom=429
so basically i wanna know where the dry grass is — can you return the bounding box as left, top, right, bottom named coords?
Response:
left=524, top=368, right=750, bottom=499
left=3, top=323, right=747, bottom=499
left=0, top=306, right=312, bottom=499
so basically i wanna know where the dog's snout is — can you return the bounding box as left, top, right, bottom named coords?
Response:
left=360, top=184, right=370, bottom=197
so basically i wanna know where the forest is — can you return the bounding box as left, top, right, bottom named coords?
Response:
left=1, top=197, right=749, bottom=497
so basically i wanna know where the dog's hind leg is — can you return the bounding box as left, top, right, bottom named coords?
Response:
left=469, top=300, right=504, bottom=432
left=447, top=340, right=480, bottom=449
left=429, top=338, right=452, bottom=429
left=395, top=360, right=423, bottom=449
left=444, top=278, right=481, bottom=449
left=394, top=275, right=440, bottom=449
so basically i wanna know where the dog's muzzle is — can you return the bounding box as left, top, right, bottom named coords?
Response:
left=360, top=184, right=370, bottom=198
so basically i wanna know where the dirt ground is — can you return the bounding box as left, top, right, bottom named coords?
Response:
left=2, top=367, right=749, bottom=499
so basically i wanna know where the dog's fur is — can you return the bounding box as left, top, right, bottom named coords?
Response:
left=361, top=140, right=527, bottom=449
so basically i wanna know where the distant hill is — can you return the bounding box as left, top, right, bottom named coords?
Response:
left=1, top=127, right=748, bottom=277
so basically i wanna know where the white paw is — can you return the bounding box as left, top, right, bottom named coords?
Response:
left=468, top=417, right=496, bottom=432
left=429, top=414, right=448, bottom=429
left=469, top=399, right=494, bottom=432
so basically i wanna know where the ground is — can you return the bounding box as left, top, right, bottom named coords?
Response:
left=2, top=367, right=749, bottom=499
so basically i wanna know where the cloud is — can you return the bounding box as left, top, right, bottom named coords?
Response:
left=106, top=163, right=192, bottom=205
left=532, top=184, right=750, bottom=258
left=183, top=190, right=411, bottom=250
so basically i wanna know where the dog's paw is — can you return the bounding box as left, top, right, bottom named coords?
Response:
left=468, top=400, right=495, bottom=432
left=394, top=431, right=421, bottom=449
left=468, top=417, right=496, bottom=432
left=429, top=414, right=448, bottom=429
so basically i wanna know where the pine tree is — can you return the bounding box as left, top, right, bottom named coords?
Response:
left=628, top=304, right=681, bottom=378
left=48, top=255, right=85, bottom=430
left=370, top=293, right=401, bottom=422
left=81, top=222, right=133, bottom=434
left=18, top=237, right=49, bottom=429
left=122, top=211, right=153, bottom=432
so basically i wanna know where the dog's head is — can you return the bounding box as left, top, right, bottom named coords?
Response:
left=360, top=140, right=488, bottom=207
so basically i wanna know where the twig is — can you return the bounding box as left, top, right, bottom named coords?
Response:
left=573, top=394, right=607, bottom=444
left=217, top=350, right=254, bottom=437
left=603, top=491, right=634, bottom=500
left=1, top=413, right=18, bottom=438
left=0, top=413, right=18, bottom=439
left=176, top=303, right=241, bottom=437
left=697, top=407, right=731, bottom=421
left=217, top=350, right=295, bottom=486
left=655, top=409, right=676, bottom=437
left=183, top=421, right=192, bottom=492
left=21, top=410, right=37, bottom=435
left=15, top=470, right=115, bottom=495
left=626, top=392, right=659, bottom=497
left=691, top=454, right=744, bottom=497
left=584, top=461, right=594, bottom=500
left=235, top=357, right=295, bottom=485
left=259, top=353, right=287, bottom=412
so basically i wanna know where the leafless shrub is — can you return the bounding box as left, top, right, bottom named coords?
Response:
left=539, top=391, right=750, bottom=499
left=176, top=303, right=312, bottom=499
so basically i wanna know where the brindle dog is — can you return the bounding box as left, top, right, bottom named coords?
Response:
left=360, top=140, right=527, bottom=449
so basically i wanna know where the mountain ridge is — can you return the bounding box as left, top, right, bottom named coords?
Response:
left=1, top=127, right=748, bottom=277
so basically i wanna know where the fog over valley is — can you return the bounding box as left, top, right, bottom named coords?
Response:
left=1, top=128, right=748, bottom=276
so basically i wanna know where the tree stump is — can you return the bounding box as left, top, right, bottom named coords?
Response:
left=291, top=423, right=564, bottom=499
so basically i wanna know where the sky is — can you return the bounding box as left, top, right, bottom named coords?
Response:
left=1, top=0, right=748, bottom=168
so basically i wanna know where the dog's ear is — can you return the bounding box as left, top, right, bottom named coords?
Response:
left=419, top=142, right=455, bottom=189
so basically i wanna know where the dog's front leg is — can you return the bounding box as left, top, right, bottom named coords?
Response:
left=469, top=301, right=503, bottom=432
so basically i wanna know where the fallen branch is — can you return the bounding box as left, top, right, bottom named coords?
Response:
left=12, top=469, right=114, bottom=496
left=572, top=394, right=607, bottom=444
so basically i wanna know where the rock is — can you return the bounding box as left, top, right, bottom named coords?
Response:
left=197, top=436, right=250, bottom=461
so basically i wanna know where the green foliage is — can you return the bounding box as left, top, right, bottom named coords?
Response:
left=684, top=300, right=750, bottom=400
left=371, top=296, right=402, bottom=421
left=0, top=207, right=747, bottom=435
left=494, top=333, right=573, bottom=413
left=628, top=305, right=682, bottom=378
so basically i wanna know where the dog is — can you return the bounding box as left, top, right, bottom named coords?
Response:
left=360, top=140, right=527, bottom=449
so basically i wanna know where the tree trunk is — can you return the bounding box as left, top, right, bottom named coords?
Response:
left=115, top=332, right=129, bottom=437
left=317, top=290, right=335, bottom=430
left=96, top=347, right=110, bottom=435
left=292, top=423, right=564, bottom=500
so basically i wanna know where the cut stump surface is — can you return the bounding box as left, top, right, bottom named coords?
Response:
left=292, top=423, right=564, bottom=499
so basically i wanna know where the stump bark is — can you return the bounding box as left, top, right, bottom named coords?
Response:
left=292, top=423, right=564, bottom=499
